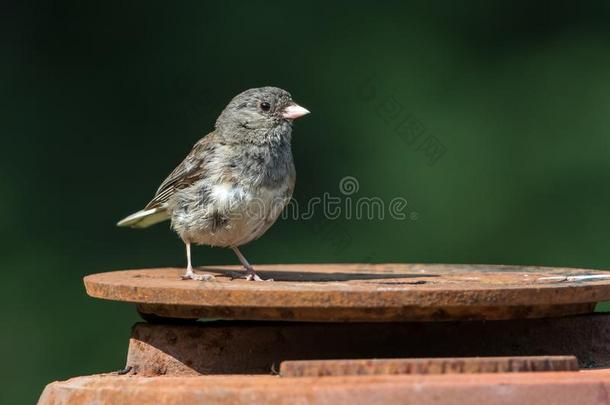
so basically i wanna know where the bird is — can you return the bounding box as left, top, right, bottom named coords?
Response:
left=117, top=87, right=310, bottom=281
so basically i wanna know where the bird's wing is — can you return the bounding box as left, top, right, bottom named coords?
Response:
left=144, top=133, right=216, bottom=209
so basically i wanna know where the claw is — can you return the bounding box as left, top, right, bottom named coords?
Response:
left=245, top=272, right=273, bottom=282
left=181, top=272, right=216, bottom=281
left=245, top=273, right=263, bottom=281
left=233, top=246, right=273, bottom=281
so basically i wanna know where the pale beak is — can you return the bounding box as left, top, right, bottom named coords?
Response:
left=281, top=103, right=310, bottom=120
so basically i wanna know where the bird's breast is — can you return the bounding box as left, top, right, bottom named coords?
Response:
left=179, top=179, right=292, bottom=247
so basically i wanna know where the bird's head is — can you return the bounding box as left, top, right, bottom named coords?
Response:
left=215, top=87, right=310, bottom=144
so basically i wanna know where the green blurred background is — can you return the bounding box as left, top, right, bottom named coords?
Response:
left=3, top=0, right=610, bottom=402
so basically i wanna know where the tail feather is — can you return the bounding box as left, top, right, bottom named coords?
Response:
left=117, top=207, right=169, bottom=228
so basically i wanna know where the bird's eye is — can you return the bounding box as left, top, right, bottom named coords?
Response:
left=260, top=102, right=271, bottom=112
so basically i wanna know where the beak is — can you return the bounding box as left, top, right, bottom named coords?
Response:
left=281, top=103, right=310, bottom=120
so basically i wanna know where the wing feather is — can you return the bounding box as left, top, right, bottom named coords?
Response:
left=144, top=133, right=216, bottom=209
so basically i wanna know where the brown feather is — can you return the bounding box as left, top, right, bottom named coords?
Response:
left=144, top=132, right=217, bottom=209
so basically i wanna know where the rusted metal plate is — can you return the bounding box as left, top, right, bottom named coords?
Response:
left=38, top=370, right=610, bottom=405
left=279, top=356, right=579, bottom=377
left=84, top=264, right=610, bottom=321
left=125, top=314, right=610, bottom=375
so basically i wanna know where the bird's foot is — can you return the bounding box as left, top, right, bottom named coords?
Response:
left=245, top=268, right=273, bottom=282
left=181, top=268, right=216, bottom=281
left=182, top=273, right=216, bottom=281
left=245, top=273, right=264, bottom=281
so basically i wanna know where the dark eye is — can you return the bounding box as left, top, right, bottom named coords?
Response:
left=260, top=102, right=271, bottom=111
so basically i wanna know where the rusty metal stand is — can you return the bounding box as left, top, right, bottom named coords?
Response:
left=39, top=264, right=610, bottom=404
left=125, top=315, right=610, bottom=376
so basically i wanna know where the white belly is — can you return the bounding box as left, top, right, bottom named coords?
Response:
left=172, top=181, right=292, bottom=247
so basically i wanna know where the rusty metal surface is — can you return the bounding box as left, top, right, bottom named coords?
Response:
left=125, top=314, right=610, bottom=376
left=84, top=264, right=610, bottom=321
left=279, top=356, right=579, bottom=377
left=135, top=302, right=598, bottom=322
left=38, top=370, right=610, bottom=405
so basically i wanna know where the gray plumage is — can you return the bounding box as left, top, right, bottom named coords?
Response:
left=117, top=87, right=309, bottom=281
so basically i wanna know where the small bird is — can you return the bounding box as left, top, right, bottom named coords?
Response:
left=117, top=87, right=309, bottom=281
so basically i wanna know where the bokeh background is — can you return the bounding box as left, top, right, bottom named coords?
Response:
left=3, top=1, right=610, bottom=403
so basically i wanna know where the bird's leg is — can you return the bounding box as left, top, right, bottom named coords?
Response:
left=232, top=247, right=271, bottom=281
left=181, top=242, right=215, bottom=281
